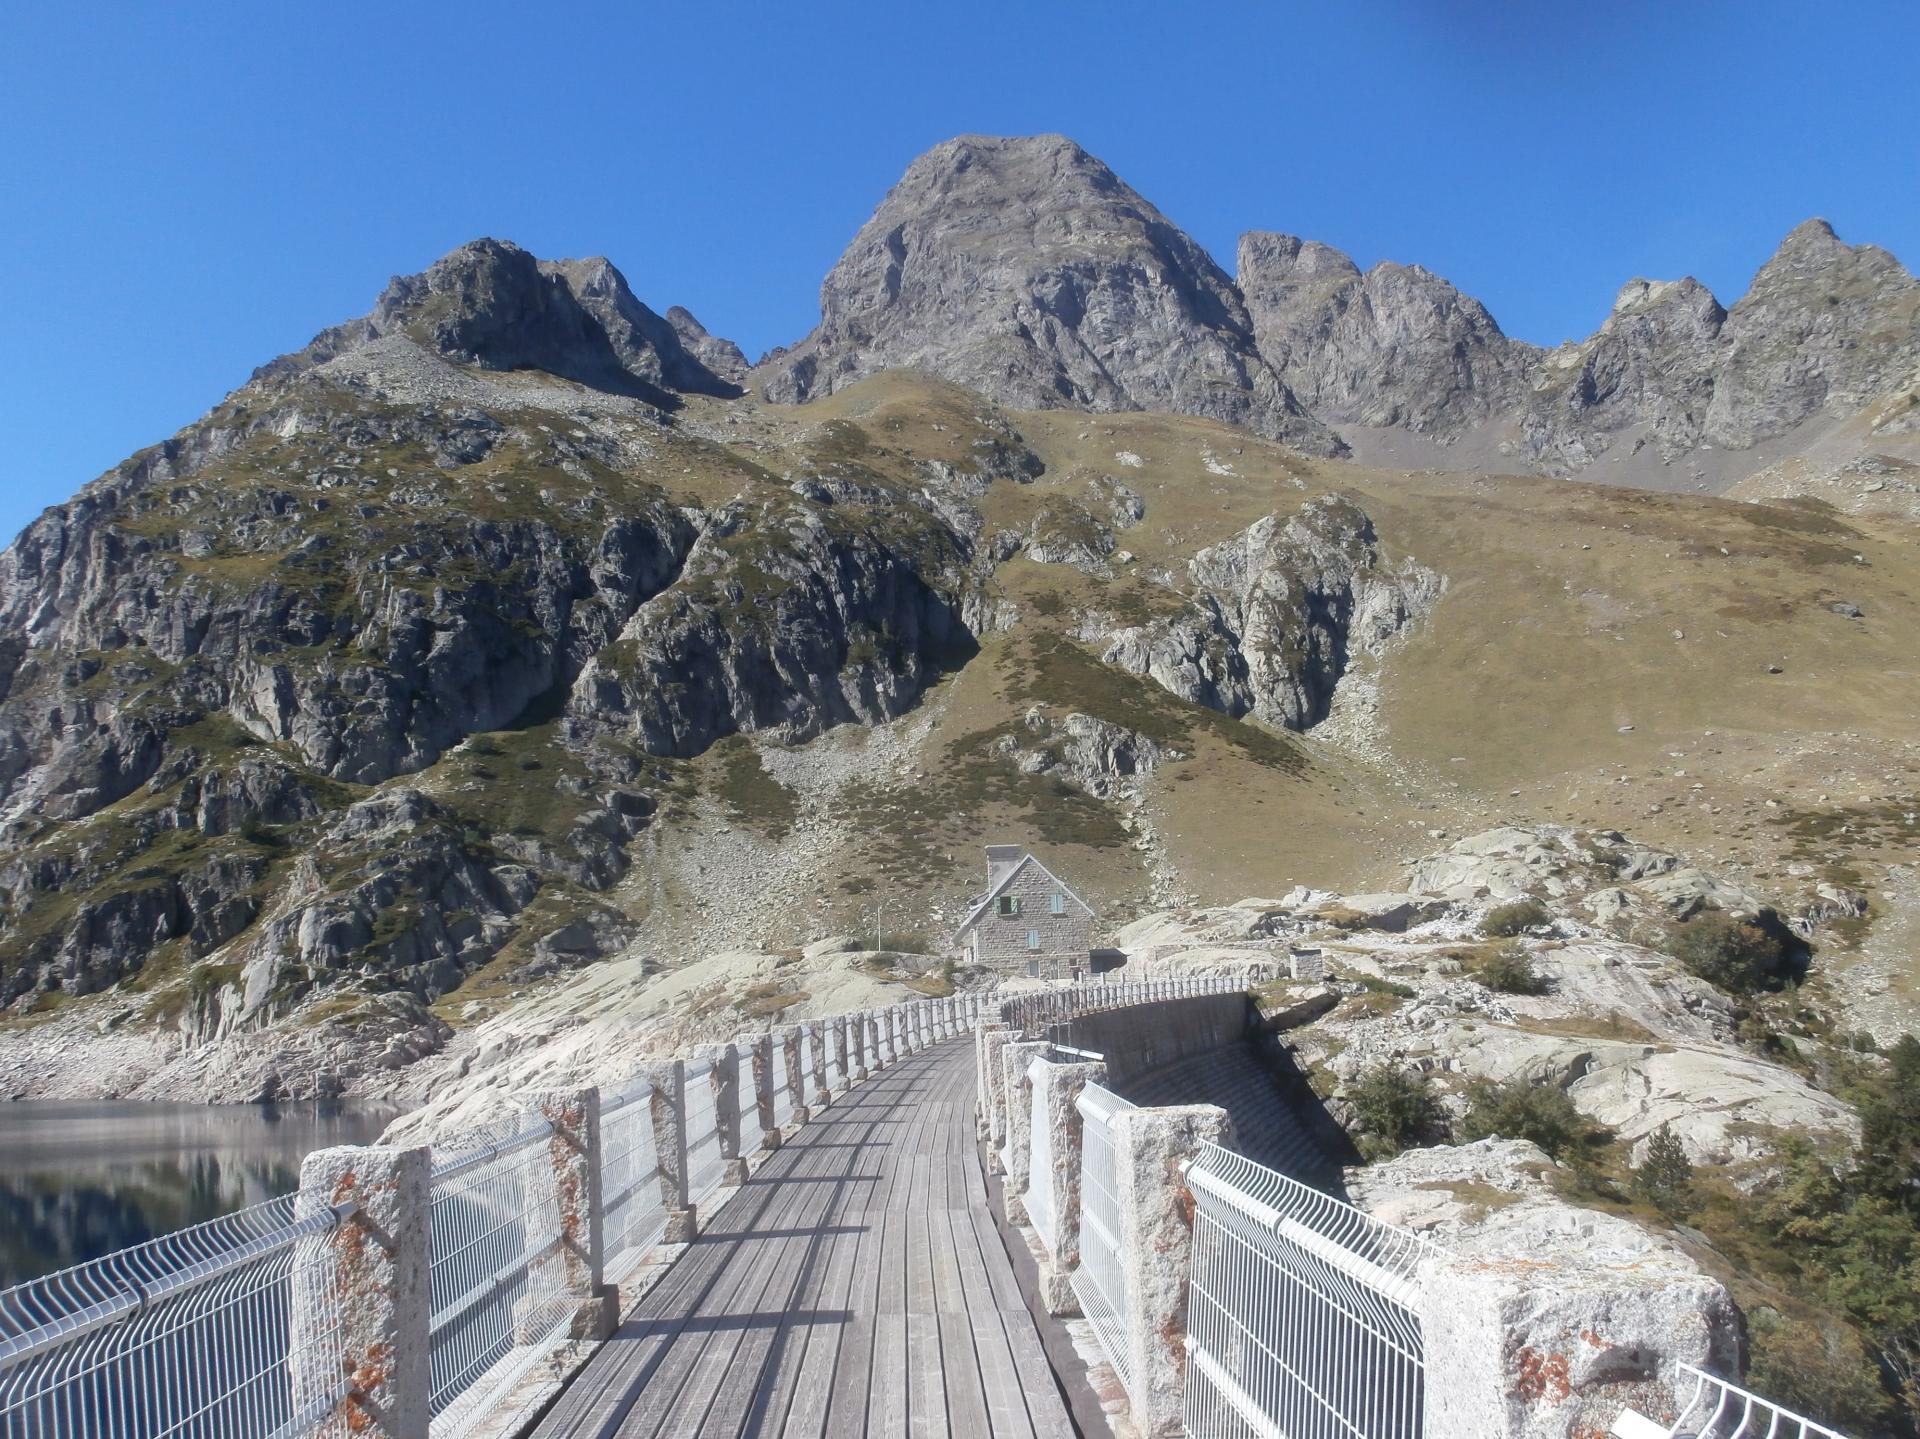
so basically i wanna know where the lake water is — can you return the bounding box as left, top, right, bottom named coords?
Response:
left=0, top=1100, right=397, bottom=1287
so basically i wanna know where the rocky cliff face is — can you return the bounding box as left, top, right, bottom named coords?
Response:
left=1237, top=233, right=1538, bottom=439
left=754, top=135, right=1344, bottom=456
left=1101, top=494, right=1442, bottom=730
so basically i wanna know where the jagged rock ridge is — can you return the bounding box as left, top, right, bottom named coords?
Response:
left=754, top=135, right=1345, bottom=456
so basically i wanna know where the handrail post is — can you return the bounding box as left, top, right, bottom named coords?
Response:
left=526, top=1087, right=617, bottom=1340
left=1031, top=1058, right=1105, bottom=1316
left=741, top=1032, right=781, bottom=1151
left=1112, top=1104, right=1233, bottom=1439
left=775, top=1025, right=809, bottom=1123
left=807, top=1019, right=833, bottom=1106
left=999, top=1039, right=1051, bottom=1224
left=641, top=1058, right=698, bottom=1242
left=291, top=1144, right=432, bottom=1439
left=847, top=1013, right=870, bottom=1083
left=691, top=1043, right=749, bottom=1185
left=976, top=1025, right=1015, bottom=1162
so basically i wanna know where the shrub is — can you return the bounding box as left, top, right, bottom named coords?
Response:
left=1668, top=911, right=1795, bottom=994
left=1746, top=1310, right=1893, bottom=1433
left=1457, top=1078, right=1611, bottom=1162
left=1630, top=1123, right=1698, bottom=1220
left=1346, top=1066, right=1442, bottom=1160
left=1474, top=943, right=1549, bottom=996
left=874, top=931, right=931, bottom=955
left=1481, top=897, right=1550, bottom=938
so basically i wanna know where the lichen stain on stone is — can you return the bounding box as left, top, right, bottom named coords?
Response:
left=346, top=1339, right=394, bottom=1431
left=1512, top=1345, right=1573, bottom=1404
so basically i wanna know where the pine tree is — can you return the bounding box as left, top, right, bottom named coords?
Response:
left=1632, top=1122, right=1698, bottom=1220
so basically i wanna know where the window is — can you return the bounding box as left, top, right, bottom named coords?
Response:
left=1027, top=929, right=1040, bottom=951
left=997, top=895, right=1020, bottom=917
left=1027, top=959, right=1040, bottom=977
left=1049, top=892, right=1065, bottom=915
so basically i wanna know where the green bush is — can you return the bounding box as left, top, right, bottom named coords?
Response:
left=1668, top=911, right=1795, bottom=994
left=1474, top=943, right=1549, bottom=996
left=874, top=931, right=931, bottom=955
left=1346, top=1066, right=1442, bottom=1160
left=1481, top=897, right=1550, bottom=938
left=1630, top=1123, right=1698, bottom=1220
left=1746, top=1310, right=1894, bottom=1434
left=1457, top=1078, right=1611, bottom=1162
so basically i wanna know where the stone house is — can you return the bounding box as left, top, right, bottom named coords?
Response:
left=952, top=844, right=1095, bottom=979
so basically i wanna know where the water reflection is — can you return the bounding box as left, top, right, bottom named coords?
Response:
left=0, top=1100, right=396, bottom=1287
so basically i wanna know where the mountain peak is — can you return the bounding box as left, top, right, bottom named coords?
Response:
left=262, top=239, right=742, bottom=403
left=752, top=134, right=1342, bottom=455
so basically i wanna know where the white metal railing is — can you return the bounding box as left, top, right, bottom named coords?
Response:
left=1026, top=1057, right=1058, bottom=1253
left=1071, top=1081, right=1138, bottom=1393
left=1183, top=1141, right=1435, bottom=1439
left=1615, top=1363, right=1852, bottom=1439
left=682, top=1060, right=726, bottom=1206
left=0, top=989, right=982, bottom=1439
left=427, top=1116, right=570, bottom=1437
left=998, top=972, right=1244, bottom=1036
left=599, top=1080, right=666, bottom=1284
left=0, top=1194, right=352, bottom=1439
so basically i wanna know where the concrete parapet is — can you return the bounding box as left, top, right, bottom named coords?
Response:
left=1055, top=992, right=1250, bottom=1086
left=1417, top=1248, right=1742, bottom=1438
left=999, top=1039, right=1051, bottom=1225
left=639, top=1058, right=698, bottom=1241
left=691, top=1043, right=748, bottom=1185
left=526, top=1087, right=617, bottom=1340
left=1029, top=1058, right=1105, bottom=1317
left=1113, top=1103, right=1233, bottom=1439
left=292, top=1144, right=432, bottom=1439
left=976, top=1026, right=1016, bottom=1162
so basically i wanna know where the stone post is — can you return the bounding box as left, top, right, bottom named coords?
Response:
left=739, top=1032, right=780, bottom=1152
left=291, top=1145, right=431, bottom=1439
left=808, top=1019, right=833, bottom=1105
left=526, top=1087, right=617, bottom=1340
left=846, top=1013, right=869, bottom=1083
left=999, top=1039, right=1051, bottom=1225
left=976, top=1025, right=1014, bottom=1157
left=776, top=1025, right=809, bottom=1124
left=1112, top=1103, right=1234, bottom=1439
left=641, top=1058, right=698, bottom=1241
left=1416, top=1251, right=1741, bottom=1438
left=938, top=997, right=953, bottom=1039
left=880, top=1008, right=897, bottom=1066
left=1031, top=1058, right=1105, bottom=1316
left=691, top=1043, right=748, bottom=1184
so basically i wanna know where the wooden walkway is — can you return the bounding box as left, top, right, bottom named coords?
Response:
left=532, top=1039, right=1080, bottom=1439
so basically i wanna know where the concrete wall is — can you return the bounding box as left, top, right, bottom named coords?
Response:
left=1047, top=991, right=1251, bottom=1085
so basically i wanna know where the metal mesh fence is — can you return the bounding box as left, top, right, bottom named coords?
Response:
left=0, top=1194, right=351, bottom=1439
left=1070, top=1081, right=1137, bottom=1394
left=599, top=1081, right=666, bottom=1285
left=1183, top=1141, right=1434, bottom=1439
left=769, top=1043, right=796, bottom=1132
left=427, top=1117, right=571, bottom=1437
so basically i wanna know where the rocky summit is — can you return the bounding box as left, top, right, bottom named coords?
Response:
left=753, top=134, right=1345, bottom=456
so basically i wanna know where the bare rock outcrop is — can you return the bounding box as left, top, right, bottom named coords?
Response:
left=1238, top=232, right=1538, bottom=439
left=1101, top=494, right=1442, bottom=730
left=754, top=135, right=1345, bottom=456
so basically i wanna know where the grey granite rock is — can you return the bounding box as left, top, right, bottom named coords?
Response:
left=754, top=135, right=1344, bottom=456
left=1238, top=232, right=1538, bottom=439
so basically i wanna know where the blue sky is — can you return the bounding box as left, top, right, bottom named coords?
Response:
left=4, top=0, right=1917, bottom=542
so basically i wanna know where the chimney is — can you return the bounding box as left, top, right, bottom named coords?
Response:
left=985, top=844, right=1024, bottom=890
